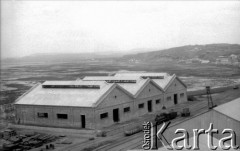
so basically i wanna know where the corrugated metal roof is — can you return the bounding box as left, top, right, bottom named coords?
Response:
left=15, top=81, right=113, bottom=107
left=214, top=97, right=240, bottom=122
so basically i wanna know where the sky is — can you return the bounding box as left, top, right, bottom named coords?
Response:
left=1, top=1, right=240, bottom=58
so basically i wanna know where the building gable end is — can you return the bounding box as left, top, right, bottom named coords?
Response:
left=165, top=76, right=187, bottom=93
left=136, top=80, right=163, bottom=99
left=95, top=86, right=133, bottom=109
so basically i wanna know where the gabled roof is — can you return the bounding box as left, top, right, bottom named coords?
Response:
left=134, top=79, right=164, bottom=97
left=83, top=72, right=186, bottom=94
left=214, top=97, right=240, bottom=122
left=93, top=83, right=134, bottom=107
left=153, top=74, right=187, bottom=91
left=15, top=80, right=135, bottom=108
left=82, top=76, right=165, bottom=96
left=15, top=80, right=115, bottom=107
left=176, top=76, right=187, bottom=88
left=114, top=78, right=149, bottom=96
left=152, top=75, right=175, bottom=91
left=15, top=72, right=187, bottom=108
left=116, top=72, right=187, bottom=92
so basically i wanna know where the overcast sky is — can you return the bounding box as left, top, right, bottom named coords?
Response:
left=1, top=1, right=240, bottom=58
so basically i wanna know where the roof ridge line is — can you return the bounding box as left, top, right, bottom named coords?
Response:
left=149, top=79, right=165, bottom=92
left=134, top=78, right=151, bottom=98
left=134, top=78, right=164, bottom=98
left=93, top=83, right=116, bottom=107
left=93, top=83, right=135, bottom=107
left=163, top=74, right=176, bottom=91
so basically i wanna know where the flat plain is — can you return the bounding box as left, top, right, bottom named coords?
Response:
left=1, top=60, right=240, bottom=151
left=1, top=60, right=239, bottom=105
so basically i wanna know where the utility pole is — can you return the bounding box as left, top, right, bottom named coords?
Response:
left=206, top=86, right=216, bottom=109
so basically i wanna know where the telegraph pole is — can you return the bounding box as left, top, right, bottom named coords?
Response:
left=206, top=86, right=216, bottom=109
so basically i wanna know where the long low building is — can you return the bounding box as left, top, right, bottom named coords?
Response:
left=156, top=97, right=240, bottom=151
left=14, top=72, right=187, bottom=129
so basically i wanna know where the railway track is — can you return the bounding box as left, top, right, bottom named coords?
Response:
left=64, top=100, right=208, bottom=151
left=59, top=133, right=123, bottom=151
left=92, top=100, right=210, bottom=151
left=61, top=90, right=239, bottom=151
left=94, top=132, right=142, bottom=151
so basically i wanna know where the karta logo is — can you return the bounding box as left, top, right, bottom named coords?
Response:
left=142, top=122, right=239, bottom=150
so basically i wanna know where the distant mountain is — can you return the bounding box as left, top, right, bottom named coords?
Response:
left=2, top=52, right=125, bottom=63
left=3, top=44, right=240, bottom=64
left=1, top=48, right=153, bottom=63
left=122, top=43, right=240, bottom=62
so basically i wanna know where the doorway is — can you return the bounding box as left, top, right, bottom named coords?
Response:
left=22, top=112, right=26, bottom=124
left=81, top=115, right=85, bottom=128
left=148, top=100, right=152, bottom=112
left=113, top=108, right=119, bottom=122
left=174, top=94, right=178, bottom=104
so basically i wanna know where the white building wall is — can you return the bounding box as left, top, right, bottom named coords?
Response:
left=97, top=87, right=133, bottom=108
left=95, top=87, right=134, bottom=128
left=137, top=82, right=163, bottom=99
left=14, top=76, right=188, bottom=130
left=15, top=105, right=95, bottom=129
left=164, top=78, right=187, bottom=108
left=134, top=82, right=164, bottom=117
left=94, top=82, right=165, bottom=128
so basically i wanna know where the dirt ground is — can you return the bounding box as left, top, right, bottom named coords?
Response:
left=9, top=88, right=237, bottom=151
left=1, top=61, right=239, bottom=151
left=1, top=88, right=239, bottom=151
left=1, top=61, right=239, bottom=105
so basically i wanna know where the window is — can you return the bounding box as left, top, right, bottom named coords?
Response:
left=114, top=95, right=117, bottom=99
left=180, top=93, right=184, bottom=98
left=138, top=103, right=144, bottom=109
left=167, top=96, right=171, bottom=101
left=57, top=114, right=68, bottom=119
left=37, top=113, right=48, bottom=118
left=124, top=107, right=130, bottom=113
left=100, top=113, right=108, bottom=119
left=156, top=99, right=161, bottom=104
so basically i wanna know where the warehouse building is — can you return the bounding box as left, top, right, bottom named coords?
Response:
left=14, top=72, right=187, bottom=129
left=212, top=98, right=240, bottom=145
left=156, top=97, right=240, bottom=151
